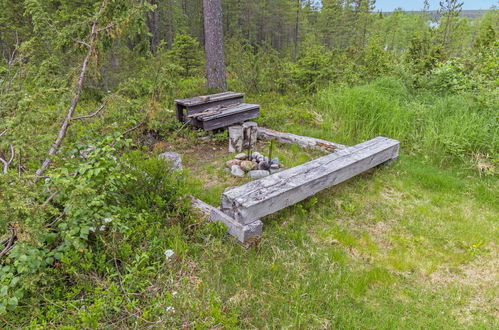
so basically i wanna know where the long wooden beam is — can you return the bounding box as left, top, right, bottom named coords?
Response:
left=257, top=127, right=346, bottom=152
left=221, top=137, right=400, bottom=224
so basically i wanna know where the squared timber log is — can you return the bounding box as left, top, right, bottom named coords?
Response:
left=221, top=137, right=400, bottom=225
left=190, top=196, right=262, bottom=242
left=175, top=92, right=244, bottom=122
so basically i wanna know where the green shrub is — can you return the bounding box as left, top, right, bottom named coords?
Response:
left=0, top=134, right=190, bottom=316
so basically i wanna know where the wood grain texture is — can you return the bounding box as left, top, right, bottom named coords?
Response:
left=175, top=92, right=243, bottom=107
left=257, top=127, right=346, bottom=151
left=228, top=126, right=243, bottom=153
left=190, top=196, right=262, bottom=242
left=201, top=108, right=260, bottom=131
left=222, top=137, right=400, bottom=224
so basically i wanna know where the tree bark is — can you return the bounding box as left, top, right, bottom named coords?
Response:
left=203, top=0, right=227, bottom=90
left=146, top=0, right=161, bottom=54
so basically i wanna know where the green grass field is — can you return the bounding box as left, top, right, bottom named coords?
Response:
left=5, top=82, right=497, bottom=328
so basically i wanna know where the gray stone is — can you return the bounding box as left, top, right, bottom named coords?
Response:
left=235, top=153, right=248, bottom=160
left=270, top=163, right=279, bottom=169
left=271, top=157, right=281, bottom=166
left=251, top=152, right=262, bottom=159
left=231, top=165, right=245, bottom=177
left=158, top=152, right=182, bottom=170
left=258, top=161, right=270, bottom=171
left=248, top=170, right=270, bottom=180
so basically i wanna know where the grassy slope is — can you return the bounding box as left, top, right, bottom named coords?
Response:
left=11, top=83, right=497, bottom=328
left=169, top=155, right=497, bottom=328
left=151, top=84, right=497, bottom=328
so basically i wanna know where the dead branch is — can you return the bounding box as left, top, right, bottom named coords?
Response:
left=72, top=102, right=106, bottom=121
left=34, top=1, right=109, bottom=181
left=0, top=225, right=17, bottom=259
left=0, top=144, right=15, bottom=174
left=122, top=121, right=145, bottom=136
left=0, top=129, right=7, bottom=138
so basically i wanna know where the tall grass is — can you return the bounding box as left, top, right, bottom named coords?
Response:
left=318, top=77, right=498, bottom=163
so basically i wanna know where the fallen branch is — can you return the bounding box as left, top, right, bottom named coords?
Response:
left=72, top=102, right=106, bottom=121
left=34, top=1, right=108, bottom=181
left=122, top=121, right=145, bottom=136
left=0, top=129, right=7, bottom=138
left=0, top=144, right=15, bottom=174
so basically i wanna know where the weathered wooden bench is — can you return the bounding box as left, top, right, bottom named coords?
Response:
left=221, top=136, right=400, bottom=226
left=175, top=91, right=260, bottom=131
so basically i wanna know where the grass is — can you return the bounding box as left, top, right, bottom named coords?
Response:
left=155, top=154, right=497, bottom=328
left=122, top=108, right=496, bottom=327
left=6, top=83, right=498, bottom=328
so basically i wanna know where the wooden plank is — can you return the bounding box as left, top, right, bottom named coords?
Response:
left=190, top=196, right=262, bottom=242
left=257, top=127, right=346, bottom=151
left=199, top=103, right=260, bottom=121
left=184, top=97, right=244, bottom=117
left=201, top=108, right=260, bottom=131
left=221, top=137, right=400, bottom=224
left=175, top=91, right=244, bottom=107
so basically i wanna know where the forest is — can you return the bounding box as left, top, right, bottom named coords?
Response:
left=0, top=0, right=497, bottom=327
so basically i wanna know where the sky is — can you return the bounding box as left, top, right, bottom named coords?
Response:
left=374, top=0, right=498, bottom=11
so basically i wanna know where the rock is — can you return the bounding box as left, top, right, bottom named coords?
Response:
left=271, top=157, right=280, bottom=166
left=226, top=159, right=241, bottom=168
left=258, top=161, right=270, bottom=171
left=270, top=168, right=282, bottom=175
left=270, top=163, right=279, bottom=169
left=240, top=160, right=255, bottom=172
left=251, top=152, right=262, bottom=159
left=231, top=165, right=245, bottom=177
left=235, top=153, right=248, bottom=160
left=248, top=170, right=270, bottom=180
left=263, top=156, right=269, bottom=163
left=158, top=152, right=182, bottom=170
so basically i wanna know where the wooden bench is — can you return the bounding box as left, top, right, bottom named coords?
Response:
left=175, top=92, right=260, bottom=131
left=221, top=137, right=400, bottom=225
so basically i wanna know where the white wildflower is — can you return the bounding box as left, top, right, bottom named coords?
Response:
left=166, top=306, right=175, bottom=313
left=103, top=217, right=113, bottom=223
left=172, top=291, right=178, bottom=296
left=89, top=227, right=96, bottom=232
left=99, top=225, right=106, bottom=231
left=164, top=249, right=174, bottom=260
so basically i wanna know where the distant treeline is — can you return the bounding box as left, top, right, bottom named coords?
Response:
left=384, top=9, right=490, bottom=19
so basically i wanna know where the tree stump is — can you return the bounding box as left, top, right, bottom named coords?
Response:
left=228, top=125, right=243, bottom=153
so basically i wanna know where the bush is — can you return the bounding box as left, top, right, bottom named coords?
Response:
left=0, top=134, right=190, bottom=316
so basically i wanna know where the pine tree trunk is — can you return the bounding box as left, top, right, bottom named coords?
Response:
left=203, top=0, right=227, bottom=90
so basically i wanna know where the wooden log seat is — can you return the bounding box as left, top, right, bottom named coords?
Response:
left=175, top=92, right=260, bottom=131
left=221, top=137, right=400, bottom=225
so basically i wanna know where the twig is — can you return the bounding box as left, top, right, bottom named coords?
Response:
left=122, top=121, right=145, bottom=136
left=44, top=210, right=66, bottom=229
left=72, top=102, right=106, bottom=121
left=0, top=129, right=7, bottom=138
left=43, top=191, right=59, bottom=205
